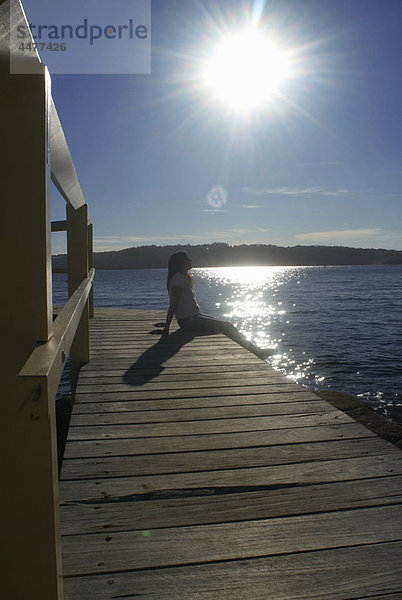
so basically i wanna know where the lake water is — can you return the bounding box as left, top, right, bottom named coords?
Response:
left=53, top=265, right=402, bottom=421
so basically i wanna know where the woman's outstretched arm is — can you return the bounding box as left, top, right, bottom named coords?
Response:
left=162, top=286, right=182, bottom=337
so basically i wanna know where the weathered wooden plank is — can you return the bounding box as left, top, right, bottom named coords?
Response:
left=90, top=318, right=165, bottom=323
left=91, top=318, right=166, bottom=323
left=60, top=437, right=397, bottom=480
left=88, top=328, right=228, bottom=335
left=86, top=338, right=256, bottom=350
left=86, top=340, right=254, bottom=350
left=80, top=357, right=267, bottom=370
left=63, top=422, right=374, bottom=459
left=73, top=375, right=288, bottom=394
left=80, top=357, right=263, bottom=371
left=89, top=337, right=233, bottom=342
left=87, top=340, right=252, bottom=349
left=82, top=354, right=262, bottom=366
left=62, top=505, right=402, bottom=575
left=83, top=353, right=265, bottom=365
left=74, top=384, right=305, bottom=402
left=77, top=368, right=281, bottom=386
left=59, top=455, right=402, bottom=502
left=69, top=400, right=339, bottom=428
left=93, top=308, right=166, bottom=317
left=86, top=346, right=250, bottom=355
left=78, top=362, right=270, bottom=379
left=87, top=336, right=245, bottom=343
left=88, top=334, right=242, bottom=341
left=88, top=328, right=217, bottom=334
left=87, top=344, right=247, bottom=353
left=90, top=325, right=166, bottom=329
left=67, top=411, right=353, bottom=440
left=88, top=333, right=231, bottom=342
left=69, top=391, right=330, bottom=414
left=88, top=333, right=235, bottom=341
left=353, top=596, right=402, bottom=600
left=60, top=475, right=402, bottom=535
left=88, top=341, right=239, bottom=350
left=62, top=541, right=402, bottom=600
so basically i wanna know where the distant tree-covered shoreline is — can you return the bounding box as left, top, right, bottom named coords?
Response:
left=52, top=242, right=402, bottom=271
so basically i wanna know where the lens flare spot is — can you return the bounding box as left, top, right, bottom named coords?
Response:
left=207, top=185, right=228, bottom=209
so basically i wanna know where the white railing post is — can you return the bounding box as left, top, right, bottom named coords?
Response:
left=67, top=203, right=90, bottom=392
left=0, top=57, right=64, bottom=599
left=88, top=221, right=95, bottom=317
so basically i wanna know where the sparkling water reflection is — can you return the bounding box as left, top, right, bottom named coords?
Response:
left=196, top=266, right=295, bottom=350
left=193, top=265, right=402, bottom=418
left=195, top=266, right=322, bottom=385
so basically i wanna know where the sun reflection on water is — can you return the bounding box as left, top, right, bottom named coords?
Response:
left=202, top=265, right=288, bottom=287
left=194, top=266, right=320, bottom=386
left=194, top=264, right=401, bottom=411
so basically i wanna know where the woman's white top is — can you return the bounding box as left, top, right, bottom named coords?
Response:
left=169, top=272, right=200, bottom=320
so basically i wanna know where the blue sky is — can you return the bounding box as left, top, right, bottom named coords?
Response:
left=22, top=0, right=402, bottom=253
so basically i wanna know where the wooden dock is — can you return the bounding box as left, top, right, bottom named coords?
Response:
left=60, top=308, right=402, bottom=599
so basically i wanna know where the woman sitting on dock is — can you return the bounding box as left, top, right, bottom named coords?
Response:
left=162, top=250, right=238, bottom=338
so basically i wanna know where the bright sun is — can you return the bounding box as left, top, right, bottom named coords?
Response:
left=204, top=30, right=291, bottom=112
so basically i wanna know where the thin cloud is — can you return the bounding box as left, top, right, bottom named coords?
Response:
left=242, top=186, right=350, bottom=197
left=321, top=189, right=350, bottom=197
left=295, top=228, right=381, bottom=242
left=229, top=228, right=250, bottom=234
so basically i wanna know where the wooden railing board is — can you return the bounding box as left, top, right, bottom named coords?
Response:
left=50, top=100, right=86, bottom=210
left=19, top=269, right=94, bottom=396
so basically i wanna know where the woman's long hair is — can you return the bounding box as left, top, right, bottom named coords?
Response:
left=167, top=251, right=193, bottom=290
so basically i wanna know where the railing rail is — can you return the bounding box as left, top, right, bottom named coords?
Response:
left=50, top=98, right=86, bottom=210
left=19, top=268, right=95, bottom=385
left=1, top=1, right=94, bottom=598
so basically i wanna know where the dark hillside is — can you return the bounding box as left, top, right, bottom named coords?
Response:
left=52, top=242, right=402, bottom=270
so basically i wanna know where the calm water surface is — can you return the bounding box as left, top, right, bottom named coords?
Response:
left=53, top=265, right=402, bottom=420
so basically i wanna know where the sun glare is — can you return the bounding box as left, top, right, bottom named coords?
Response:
left=204, top=30, right=291, bottom=112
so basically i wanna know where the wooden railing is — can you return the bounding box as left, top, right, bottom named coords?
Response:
left=1, top=1, right=94, bottom=598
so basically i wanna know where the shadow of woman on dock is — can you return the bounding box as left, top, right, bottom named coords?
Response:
left=123, top=326, right=271, bottom=386
left=123, top=329, right=207, bottom=386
